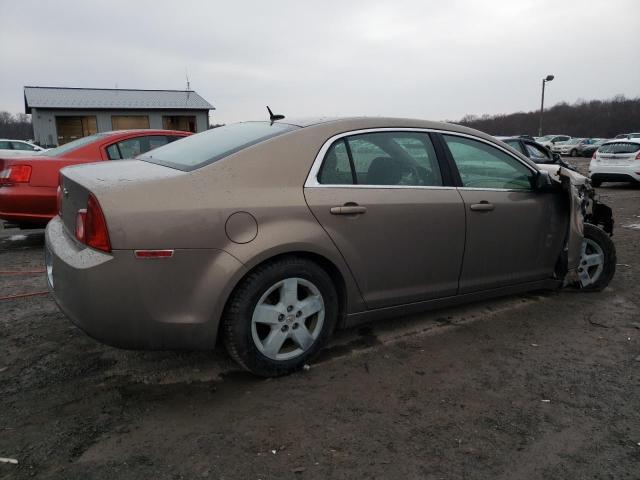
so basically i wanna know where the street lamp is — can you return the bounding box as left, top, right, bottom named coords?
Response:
left=538, top=74, right=555, bottom=137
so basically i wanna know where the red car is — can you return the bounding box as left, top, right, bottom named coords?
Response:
left=0, top=129, right=191, bottom=228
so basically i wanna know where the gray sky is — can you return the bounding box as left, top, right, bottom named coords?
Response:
left=1, top=0, right=639, bottom=124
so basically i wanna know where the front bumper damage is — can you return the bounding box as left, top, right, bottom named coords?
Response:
left=539, top=165, right=614, bottom=287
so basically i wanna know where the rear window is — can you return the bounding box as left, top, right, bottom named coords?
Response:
left=139, top=122, right=299, bottom=171
left=598, top=142, right=640, bottom=154
left=42, top=134, right=106, bottom=157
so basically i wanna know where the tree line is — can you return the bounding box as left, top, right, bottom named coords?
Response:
left=454, top=95, right=640, bottom=138
left=0, top=111, right=34, bottom=140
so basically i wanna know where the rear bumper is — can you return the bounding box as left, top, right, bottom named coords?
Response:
left=589, top=163, right=640, bottom=183
left=0, top=184, right=55, bottom=225
left=45, top=216, right=246, bottom=350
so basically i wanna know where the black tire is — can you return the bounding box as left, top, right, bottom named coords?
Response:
left=570, top=149, right=577, bottom=157
left=222, top=256, right=339, bottom=377
left=591, top=179, right=602, bottom=187
left=578, top=223, right=616, bottom=292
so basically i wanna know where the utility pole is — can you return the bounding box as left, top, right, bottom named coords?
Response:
left=538, top=74, right=555, bottom=136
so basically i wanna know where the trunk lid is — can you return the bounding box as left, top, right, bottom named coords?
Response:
left=59, top=160, right=183, bottom=242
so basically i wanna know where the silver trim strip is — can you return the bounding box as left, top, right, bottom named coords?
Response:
left=304, top=127, right=538, bottom=190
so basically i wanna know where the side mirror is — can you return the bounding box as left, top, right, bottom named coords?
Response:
left=535, top=171, right=554, bottom=191
left=552, top=152, right=562, bottom=162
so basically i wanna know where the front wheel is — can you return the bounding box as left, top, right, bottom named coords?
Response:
left=222, top=257, right=338, bottom=377
left=575, top=223, right=616, bottom=291
left=570, top=149, right=577, bottom=157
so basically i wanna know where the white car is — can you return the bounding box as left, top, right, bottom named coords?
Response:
left=0, top=139, right=46, bottom=156
left=589, top=138, right=640, bottom=187
left=557, top=138, right=586, bottom=156
left=537, top=135, right=571, bottom=149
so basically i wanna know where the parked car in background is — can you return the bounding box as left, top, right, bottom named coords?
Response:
left=537, top=135, right=571, bottom=149
left=45, top=117, right=615, bottom=377
left=578, top=138, right=608, bottom=157
left=554, top=138, right=585, bottom=155
left=0, top=129, right=190, bottom=228
left=589, top=138, right=640, bottom=186
left=614, top=133, right=640, bottom=140
left=0, top=139, right=47, bottom=156
left=496, top=136, right=573, bottom=169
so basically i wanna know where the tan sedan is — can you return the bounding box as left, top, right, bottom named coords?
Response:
left=45, top=117, right=616, bottom=376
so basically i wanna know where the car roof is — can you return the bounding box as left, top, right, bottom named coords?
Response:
left=603, top=138, right=640, bottom=145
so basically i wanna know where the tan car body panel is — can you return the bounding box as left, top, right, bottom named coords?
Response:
left=48, top=117, right=588, bottom=350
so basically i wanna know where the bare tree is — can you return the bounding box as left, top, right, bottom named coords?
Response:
left=0, top=112, right=34, bottom=140
left=454, top=95, right=640, bottom=137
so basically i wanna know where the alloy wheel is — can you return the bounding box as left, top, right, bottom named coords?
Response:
left=251, top=277, right=325, bottom=361
left=577, top=238, right=605, bottom=287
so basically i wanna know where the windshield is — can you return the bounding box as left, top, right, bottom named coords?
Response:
left=139, top=121, right=299, bottom=171
left=42, top=134, right=105, bottom=157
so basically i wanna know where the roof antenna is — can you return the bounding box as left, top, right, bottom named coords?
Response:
left=185, top=68, right=191, bottom=91
left=267, top=106, right=285, bottom=122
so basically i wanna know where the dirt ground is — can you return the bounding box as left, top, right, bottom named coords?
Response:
left=1, top=158, right=639, bottom=479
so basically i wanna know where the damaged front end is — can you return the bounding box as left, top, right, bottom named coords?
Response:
left=538, top=165, right=614, bottom=288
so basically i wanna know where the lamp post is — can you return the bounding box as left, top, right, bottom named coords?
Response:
left=538, top=74, right=554, bottom=137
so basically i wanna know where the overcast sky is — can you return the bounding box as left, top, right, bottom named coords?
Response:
left=1, top=0, right=639, bottom=124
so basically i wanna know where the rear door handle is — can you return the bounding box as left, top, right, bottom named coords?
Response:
left=330, top=205, right=367, bottom=215
left=470, top=202, right=494, bottom=212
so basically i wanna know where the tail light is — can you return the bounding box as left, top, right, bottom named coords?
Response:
left=75, top=194, right=111, bottom=252
left=56, top=186, right=63, bottom=215
left=592, top=151, right=597, bottom=159
left=0, top=165, right=32, bottom=184
left=635, top=151, right=640, bottom=160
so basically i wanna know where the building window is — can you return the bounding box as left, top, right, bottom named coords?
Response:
left=111, top=115, right=150, bottom=130
left=55, top=116, right=97, bottom=145
left=162, top=115, right=196, bottom=133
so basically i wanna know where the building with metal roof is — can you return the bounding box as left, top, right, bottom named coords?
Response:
left=24, top=86, right=214, bottom=146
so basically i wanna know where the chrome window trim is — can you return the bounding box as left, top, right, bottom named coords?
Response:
left=304, top=127, right=539, bottom=190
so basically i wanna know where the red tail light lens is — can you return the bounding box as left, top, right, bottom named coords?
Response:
left=75, top=194, right=111, bottom=252
left=592, top=151, right=597, bottom=159
left=635, top=152, right=640, bottom=160
left=0, top=165, right=32, bottom=184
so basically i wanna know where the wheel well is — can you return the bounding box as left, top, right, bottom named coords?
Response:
left=217, top=251, right=348, bottom=342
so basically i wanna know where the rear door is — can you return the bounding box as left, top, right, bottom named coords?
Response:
left=441, top=133, right=566, bottom=293
left=304, top=129, right=466, bottom=310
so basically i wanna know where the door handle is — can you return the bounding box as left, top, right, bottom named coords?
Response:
left=470, top=201, right=494, bottom=212
left=330, top=204, right=367, bottom=215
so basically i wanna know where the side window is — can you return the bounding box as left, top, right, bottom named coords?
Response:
left=443, top=135, right=535, bottom=190
left=148, top=136, right=169, bottom=151
left=106, top=136, right=171, bottom=160
left=318, top=140, right=353, bottom=185
left=106, top=144, right=121, bottom=160
left=0, top=141, right=12, bottom=149
left=348, top=132, right=442, bottom=186
left=525, top=142, right=551, bottom=161
left=504, top=139, right=524, bottom=153
left=11, top=142, right=35, bottom=151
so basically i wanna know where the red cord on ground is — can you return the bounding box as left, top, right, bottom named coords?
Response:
left=0, top=270, right=46, bottom=275
left=0, top=291, right=50, bottom=301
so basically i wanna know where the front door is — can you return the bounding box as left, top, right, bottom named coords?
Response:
left=304, top=130, right=466, bottom=310
left=441, top=134, right=567, bottom=294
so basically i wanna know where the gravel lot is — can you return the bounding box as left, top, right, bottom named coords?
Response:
left=1, top=158, right=639, bottom=479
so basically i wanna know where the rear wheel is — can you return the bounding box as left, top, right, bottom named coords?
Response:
left=570, top=149, right=577, bottom=157
left=222, top=256, right=338, bottom=377
left=575, top=223, right=616, bottom=291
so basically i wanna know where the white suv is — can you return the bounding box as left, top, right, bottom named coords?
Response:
left=589, top=139, right=640, bottom=187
